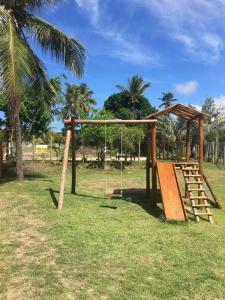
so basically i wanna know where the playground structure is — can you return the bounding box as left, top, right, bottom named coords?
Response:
left=147, top=104, right=222, bottom=223
left=58, top=104, right=222, bottom=223
left=58, top=118, right=157, bottom=209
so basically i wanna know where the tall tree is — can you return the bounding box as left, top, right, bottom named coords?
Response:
left=0, top=1, right=85, bottom=180
left=0, top=76, right=63, bottom=141
left=159, top=92, right=177, bottom=108
left=104, top=92, right=156, bottom=120
left=116, top=75, right=151, bottom=117
left=202, top=97, right=219, bottom=121
left=60, top=83, right=96, bottom=120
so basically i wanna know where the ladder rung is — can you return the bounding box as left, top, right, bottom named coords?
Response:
left=192, top=204, right=211, bottom=208
left=182, top=167, right=199, bottom=170
left=178, top=162, right=199, bottom=166
left=184, top=175, right=201, bottom=178
left=188, top=188, right=205, bottom=192
left=186, top=181, right=203, bottom=184
left=195, top=212, right=213, bottom=216
left=190, top=196, right=209, bottom=199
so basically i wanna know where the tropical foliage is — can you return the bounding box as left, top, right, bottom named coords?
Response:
left=159, top=92, right=176, bottom=108
left=115, top=75, right=151, bottom=118
left=59, top=83, right=96, bottom=120
left=79, top=109, right=145, bottom=164
left=0, top=0, right=86, bottom=179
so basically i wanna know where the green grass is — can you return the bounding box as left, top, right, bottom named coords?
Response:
left=1, top=162, right=225, bottom=299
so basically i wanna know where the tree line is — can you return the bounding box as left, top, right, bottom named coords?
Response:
left=1, top=1, right=225, bottom=179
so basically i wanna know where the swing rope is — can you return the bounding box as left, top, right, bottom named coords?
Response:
left=104, top=124, right=123, bottom=198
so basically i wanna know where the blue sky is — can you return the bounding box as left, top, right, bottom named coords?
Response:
left=3, top=0, right=225, bottom=130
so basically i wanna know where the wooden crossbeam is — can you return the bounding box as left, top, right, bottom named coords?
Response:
left=64, top=119, right=157, bottom=126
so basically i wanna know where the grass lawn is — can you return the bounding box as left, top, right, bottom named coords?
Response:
left=1, top=161, right=225, bottom=299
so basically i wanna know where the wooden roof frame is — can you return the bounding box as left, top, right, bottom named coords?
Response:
left=146, top=104, right=210, bottom=121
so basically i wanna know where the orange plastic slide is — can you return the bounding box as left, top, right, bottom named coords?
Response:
left=157, top=163, right=187, bottom=221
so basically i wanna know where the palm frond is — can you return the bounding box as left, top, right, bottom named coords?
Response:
left=0, top=9, right=34, bottom=118
left=116, top=85, right=126, bottom=93
left=26, top=16, right=86, bottom=77
left=0, top=7, right=54, bottom=121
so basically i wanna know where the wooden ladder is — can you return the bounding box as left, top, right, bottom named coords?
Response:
left=181, top=163, right=213, bottom=224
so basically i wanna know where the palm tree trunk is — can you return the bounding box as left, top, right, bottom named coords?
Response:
left=15, top=114, right=24, bottom=180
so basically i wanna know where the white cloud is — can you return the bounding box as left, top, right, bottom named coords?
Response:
left=125, top=0, right=225, bottom=64
left=175, top=80, right=199, bottom=95
left=73, top=0, right=157, bottom=65
left=191, top=104, right=202, bottom=112
left=97, top=29, right=156, bottom=65
left=75, top=0, right=99, bottom=25
left=214, top=95, right=225, bottom=111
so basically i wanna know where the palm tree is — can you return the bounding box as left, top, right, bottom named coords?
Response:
left=60, top=82, right=96, bottom=162
left=0, top=1, right=86, bottom=180
left=116, top=75, right=151, bottom=116
left=60, top=83, right=96, bottom=120
left=159, top=92, right=177, bottom=108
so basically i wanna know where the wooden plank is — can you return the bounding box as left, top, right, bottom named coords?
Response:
left=187, top=188, right=205, bottom=192
left=146, top=124, right=151, bottom=196
left=71, top=117, right=76, bottom=195
left=147, top=104, right=178, bottom=119
left=186, top=121, right=191, bottom=162
left=151, top=123, right=157, bottom=205
left=157, top=163, right=187, bottom=221
left=58, top=129, right=72, bottom=210
left=184, top=174, right=201, bottom=178
left=65, top=119, right=157, bottom=126
left=199, top=118, right=204, bottom=177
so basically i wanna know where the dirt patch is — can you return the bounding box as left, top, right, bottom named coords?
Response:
left=0, top=193, right=60, bottom=299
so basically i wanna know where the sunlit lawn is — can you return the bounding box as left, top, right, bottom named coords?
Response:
left=0, top=161, right=225, bottom=299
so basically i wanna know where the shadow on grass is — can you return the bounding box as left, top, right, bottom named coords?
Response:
left=48, top=187, right=163, bottom=219
left=0, top=170, right=50, bottom=185
left=75, top=193, right=109, bottom=200
left=47, top=188, right=58, bottom=208
left=100, top=205, right=118, bottom=209
left=111, top=188, right=163, bottom=219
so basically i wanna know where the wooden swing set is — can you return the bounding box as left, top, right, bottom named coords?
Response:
left=58, top=117, right=158, bottom=209
left=58, top=104, right=222, bottom=223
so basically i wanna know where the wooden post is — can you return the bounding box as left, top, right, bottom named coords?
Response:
left=199, top=118, right=204, bottom=177
left=50, top=134, right=53, bottom=161
left=185, top=123, right=190, bottom=199
left=223, top=144, right=225, bottom=165
left=163, top=142, right=165, bottom=160
left=32, top=135, right=35, bottom=161
left=71, top=117, right=76, bottom=194
left=151, top=123, right=157, bottom=205
left=186, top=121, right=191, bottom=162
left=146, top=124, right=151, bottom=196
left=58, top=129, right=72, bottom=209
left=138, top=139, right=141, bottom=163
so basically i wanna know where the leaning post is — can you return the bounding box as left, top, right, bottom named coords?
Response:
left=58, top=129, right=72, bottom=209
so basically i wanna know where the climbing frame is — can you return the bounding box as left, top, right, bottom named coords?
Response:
left=181, top=163, right=213, bottom=223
